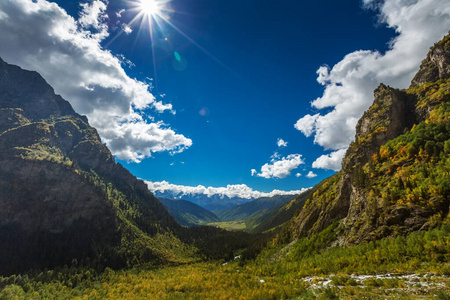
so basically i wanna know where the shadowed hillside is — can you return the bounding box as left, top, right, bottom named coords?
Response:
left=159, top=197, right=220, bottom=226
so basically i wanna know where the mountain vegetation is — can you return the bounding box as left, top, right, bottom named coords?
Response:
left=158, top=197, right=220, bottom=226
left=214, top=195, right=295, bottom=222
left=0, top=32, right=449, bottom=299
left=250, top=188, right=312, bottom=233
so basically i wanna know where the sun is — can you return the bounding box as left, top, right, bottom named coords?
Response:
left=139, top=0, right=162, bottom=17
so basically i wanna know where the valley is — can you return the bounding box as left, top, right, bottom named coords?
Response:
left=0, top=2, right=449, bottom=299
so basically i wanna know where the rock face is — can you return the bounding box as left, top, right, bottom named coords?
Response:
left=290, top=33, right=450, bottom=245
left=0, top=57, right=179, bottom=275
left=411, top=34, right=450, bottom=87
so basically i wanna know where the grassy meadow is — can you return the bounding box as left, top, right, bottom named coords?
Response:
left=2, top=222, right=450, bottom=299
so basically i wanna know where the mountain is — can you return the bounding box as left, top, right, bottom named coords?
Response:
left=158, top=197, right=220, bottom=226
left=214, top=195, right=295, bottom=222
left=0, top=57, right=257, bottom=275
left=153, top=190, right=252, bottom=211
left=284, top=33, right=450, bottom=245
left=0, top=57, right=193, bottom=274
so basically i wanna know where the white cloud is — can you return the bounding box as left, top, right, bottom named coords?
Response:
left=116, top=9, right=125, bottom=18
left=306, top=171, right=317, bottom=178
left=295, top=173, right=301, bottom=177
left=270, top=152, right=280, bottom=160
left=312, top=149, right=347, bottom=171
left=295, top=0, right=450, bottom=151
left=251, top=169, right=257, bottom=176
left=294, top=113, right=320, bottom=137
left=145, top=180, right=310, bottom=200
left=122, top=23, right=132, bottom=35
left=254, top=154, right=304, bottom=179
left=277, top=138, right=288, bottom=148
left=116, top=54, right=135, bottom=68
left=78, top=0, right=108, bottom=41
left=0, top=0, right=192, bottom=162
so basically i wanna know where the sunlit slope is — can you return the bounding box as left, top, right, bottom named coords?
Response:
left=280, top=33, right=450, bottom=245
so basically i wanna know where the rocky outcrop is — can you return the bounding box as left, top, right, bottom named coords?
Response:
left=411, top=33, right=450, bottom=87
left=292, top=83, right=420, bottom=242
left=341, top=84, right=417, bottom=178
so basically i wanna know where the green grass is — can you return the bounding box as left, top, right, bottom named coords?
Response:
left=207, top=221, right=247, bottom=231
left=1, top=260, right=450, bottom=299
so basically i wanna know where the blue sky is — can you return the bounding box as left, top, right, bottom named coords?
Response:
left=0, top=0, right=449, bottom=199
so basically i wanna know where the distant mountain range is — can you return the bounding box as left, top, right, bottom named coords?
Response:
left=158, top=194, right=301, bottom=230
left=158, top=198, right=220, bottom=226
left=153, top=191, right=253, bottom=211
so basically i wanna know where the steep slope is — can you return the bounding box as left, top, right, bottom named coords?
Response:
left=249, top=189, right=312, bottom=233
left=214, top=195, right=295, bottom=222
left=0, top=57, right=196, bottom=275
left=159, top=197, right=220, bottom=226
left=288, top=33, right=450, bottom=245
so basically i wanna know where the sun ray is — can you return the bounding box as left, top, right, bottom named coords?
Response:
left=104, top=12, right=144, bottom=48
left=108, top=0, right=241, bottom=88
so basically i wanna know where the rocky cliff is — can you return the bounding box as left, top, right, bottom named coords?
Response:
left=289, top=33, right=450, bottom=245
left=0, top=57, right=188, bottom=275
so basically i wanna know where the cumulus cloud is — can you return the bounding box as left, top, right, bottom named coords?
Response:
left=312, top=149, right=347, bottom=171
left=253, top=154, right=304, bottom=179
left=251, top=169, right=257, bottom=176
left=295, top=173, right=301, bottom=177
left=0, top=0, right=192, bottom=162
left=295, top=0, right=450, bottom=153
left=146, top=180, right=310, bottom=200
left=78, top=0, right=108, bottom=41
left=306, top=171, right=317, bottom=178
left=277, top=138, right=288, bottom=148
left=294, top=113, right=320, bottom=137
